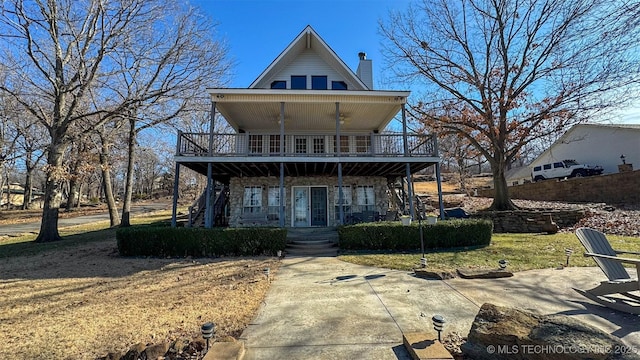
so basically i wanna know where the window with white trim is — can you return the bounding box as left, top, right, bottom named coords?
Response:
left=267, top=186, right=280, bottom=221
left=249, top=135, right=263, bottom=154
left=356, top=185, right=375, bottom=212
left=334, top=185, right=352, bottom=219
left=243, top=186, right=262, bottom=213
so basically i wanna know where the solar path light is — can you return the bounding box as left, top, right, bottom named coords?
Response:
left=565, top=248, right=573, bottom=267
left=201, top=322, right=215, bottom=352
left=432, top=315, right=445, bottom=342
left=498, top=259, right=508, bottom=270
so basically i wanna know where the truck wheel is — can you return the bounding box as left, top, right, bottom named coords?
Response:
left=533, top=176, right=544, bottom=182
left=573, top=170, right=586, bottom=177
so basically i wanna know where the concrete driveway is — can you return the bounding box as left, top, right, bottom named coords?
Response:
left=241, top=257, right=640, bottom=360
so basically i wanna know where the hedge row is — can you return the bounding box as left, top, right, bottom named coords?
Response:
left=338, top=219, right=493, bottom=251
left=116, top=226, right=287, bottom=257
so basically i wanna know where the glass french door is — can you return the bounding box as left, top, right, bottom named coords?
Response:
left=293, top=187, right=309, bottom=227
left=292, top=186, right=327, bottom=227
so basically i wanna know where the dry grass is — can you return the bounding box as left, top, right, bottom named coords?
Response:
left=0, top=214, right=279, bottom=360
left=413, top=176, right=492, bottom=195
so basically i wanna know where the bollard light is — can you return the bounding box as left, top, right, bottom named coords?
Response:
left=498, top=259, right=507, bottom=269
left=565, top=248, right=573, bottom=267
left=277, top=250, right=282, bottom=258
left=263, top=267, right=270, bottom=281
left=498, top=259, right=508, bottom=270
left=420, top=257, right=427, bottom=268
left=432, top=315, right=445, bottom=342
left=201, top=322, right=215, bottom=352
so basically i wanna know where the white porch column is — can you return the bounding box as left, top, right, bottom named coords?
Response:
left=336, top=102, right=344, bottom=225
left=279, top=102, right=285, bottom=227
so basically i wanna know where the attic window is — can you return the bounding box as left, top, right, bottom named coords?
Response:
left=271, top=81, right=286, bottom=89
left=312, top=76, right=327, bottom=90
left=331, top=81, right=347, bottom=90
left=291, top=76, right=306, bottom=89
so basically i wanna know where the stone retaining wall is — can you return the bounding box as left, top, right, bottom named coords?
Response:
left=470, top=209, right=587, bottom=233
left=478, top=170, right=640, bottom=204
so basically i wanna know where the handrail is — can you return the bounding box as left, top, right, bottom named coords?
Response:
left=187, top=190, right=207, bottom=227
left=178, top=132, right=437, bottom=157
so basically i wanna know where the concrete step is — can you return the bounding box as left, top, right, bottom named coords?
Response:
left=285, top=227, right=339, bottom=257
left=288, top=239, right=336, bottom=246
left=287, top=242, right=337, bottom=250
left=285, top=248, right=338, bottom=257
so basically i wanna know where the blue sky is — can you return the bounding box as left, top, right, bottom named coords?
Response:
left=196, top=0, right=410, bottom=88
left=195, top=0, right=639, bottom=123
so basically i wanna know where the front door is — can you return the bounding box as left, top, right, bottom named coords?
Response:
left=310, top=187, right=327, bottom=226
left=292, top=186, right=327, bottom=227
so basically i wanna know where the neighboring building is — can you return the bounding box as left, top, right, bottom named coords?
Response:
left=505, top=166, right=532, bottom=186
left=171, top=26, right=441, bottom=228
left=529, top=124, right=640, bottom=177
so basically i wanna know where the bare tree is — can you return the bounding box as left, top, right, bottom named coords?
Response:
left=92, top=3, right=232, bottom=226
left=381, top=0, right=640, bottom=210
left=0, top=0, right=230, bottom=240
left=15, top=119, right=48, bottom=209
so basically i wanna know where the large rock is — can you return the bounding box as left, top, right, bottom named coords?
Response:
left=462, top=303, right=640, bottom=360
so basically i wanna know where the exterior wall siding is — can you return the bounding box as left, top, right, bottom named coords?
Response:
left=261, top=49, right=359, bottom=90
left=531, top=126, right=640, bottom=175
left=228, top=175, right=389, bottom=227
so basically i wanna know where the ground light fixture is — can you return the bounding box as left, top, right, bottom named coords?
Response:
left=432, top=315, right=445, bottom=342
left=263, top=267, right=270, bottom=281
left=420, top=257, right=427, bottom=268
left=201, top=322, right=215, bottom=352
left=565, top=248, right=574, bottom=267
left=498, top=259, right=508, bottom=270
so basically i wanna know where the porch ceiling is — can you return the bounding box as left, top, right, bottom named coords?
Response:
left=179, top=160, right=435, bottom=182
left=208, top=89, right=410, bottom=132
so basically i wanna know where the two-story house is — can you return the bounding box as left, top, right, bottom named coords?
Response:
left=170, top=26, right=442, bottom=228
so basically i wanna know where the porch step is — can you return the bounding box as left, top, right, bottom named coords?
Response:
left=286, top=227, right=339, bottom=257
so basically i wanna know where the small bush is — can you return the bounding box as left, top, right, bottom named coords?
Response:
left=116, top=226, right=287, bottom=257
left=338, top=219, right=493, bottom=251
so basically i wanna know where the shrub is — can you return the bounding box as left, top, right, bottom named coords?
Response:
left=338, top=219, right=493, bottom=251
left=116, top=226, right=287, bottom=257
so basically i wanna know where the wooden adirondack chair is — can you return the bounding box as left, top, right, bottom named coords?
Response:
left=574, top=227, right=640, bottom=314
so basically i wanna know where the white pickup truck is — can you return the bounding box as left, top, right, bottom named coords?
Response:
left=531, top=159, right=603, bottom=181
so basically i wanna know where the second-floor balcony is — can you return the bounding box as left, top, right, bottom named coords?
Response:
left=177, top=132, right=438, bottom=158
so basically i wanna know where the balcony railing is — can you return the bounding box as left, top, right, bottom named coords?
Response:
left=177, top=132, right=437, bottom=157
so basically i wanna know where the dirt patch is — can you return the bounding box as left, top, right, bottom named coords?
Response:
left=0, top=239, right=279, bottom=359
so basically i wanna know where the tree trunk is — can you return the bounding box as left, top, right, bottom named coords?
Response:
left=99, top=150, right=120, bottom=227
left=120, top=118, right=136, bottom=227
left=22, top=170, right=33, bottom=210
left=35, top=146, right=65, bottom=243
left=66, top=178, right=79, bottom=211
left=489, top=161, right=517, bottom=211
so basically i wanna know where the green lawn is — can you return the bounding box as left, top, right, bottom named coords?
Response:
left=338, top=233, right=640, bottom=273
left=0, top=211, right=174, bottom=258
